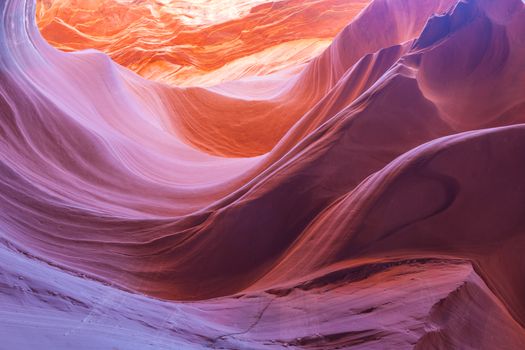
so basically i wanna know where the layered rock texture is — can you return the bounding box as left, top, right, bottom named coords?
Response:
left=1, top=0, right=525, bottom=348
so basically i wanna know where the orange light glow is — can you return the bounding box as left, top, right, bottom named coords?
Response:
left=36, top=0, right=370, bottom=85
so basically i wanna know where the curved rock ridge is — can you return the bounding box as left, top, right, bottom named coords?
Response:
left=1, top=0, right=525, bottom=348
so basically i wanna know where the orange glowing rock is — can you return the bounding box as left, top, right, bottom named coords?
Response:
left=36, top=0, right=370, bottom=85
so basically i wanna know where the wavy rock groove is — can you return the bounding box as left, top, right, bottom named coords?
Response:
left=1, top=0, right=525, bottom=348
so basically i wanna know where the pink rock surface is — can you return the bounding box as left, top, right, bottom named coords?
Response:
left=1, top=0, right=525, bottom=348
